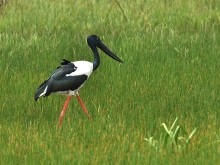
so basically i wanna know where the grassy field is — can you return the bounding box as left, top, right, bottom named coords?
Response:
left=0, top=0, right=220, bottom=164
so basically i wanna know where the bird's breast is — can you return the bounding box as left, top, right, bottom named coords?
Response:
left=65, top=61, right=93, bottom=77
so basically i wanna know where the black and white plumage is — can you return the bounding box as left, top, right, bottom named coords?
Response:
left=34, top=35, right=123, bottom=126
left=34, top=59, right=91, bottom=100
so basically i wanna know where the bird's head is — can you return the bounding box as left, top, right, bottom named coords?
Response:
left=87, top=35, right=100, bottom=48
left=87, top=35, right=123, bottom=63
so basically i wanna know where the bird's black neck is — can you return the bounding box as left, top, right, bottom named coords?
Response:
left=92, top=47, right=100, bottom=71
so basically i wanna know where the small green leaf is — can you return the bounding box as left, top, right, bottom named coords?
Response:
left=162, top=123, right=170, bottom=135
left=170, top=117, right=178, bottom=131
left=188, top=128, right=197, bottom=140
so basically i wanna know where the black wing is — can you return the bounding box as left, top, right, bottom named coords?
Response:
left=51, top=59, right=77, bottom=79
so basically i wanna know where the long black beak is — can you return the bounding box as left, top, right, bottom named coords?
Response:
left=98, top=41, right=124, bottom=63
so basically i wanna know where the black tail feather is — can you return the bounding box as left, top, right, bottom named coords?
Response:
left=34, top=80, right=51, bottom=101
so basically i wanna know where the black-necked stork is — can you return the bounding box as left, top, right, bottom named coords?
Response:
left=34, top=35, right=123, bottom=126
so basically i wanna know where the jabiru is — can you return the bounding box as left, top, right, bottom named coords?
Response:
left=34, top=35, right=123, bottom=126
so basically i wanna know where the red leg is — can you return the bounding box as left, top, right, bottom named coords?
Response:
left=58, top=96, right=71, bottom=126
left=76, top=95, right=91, bottom=119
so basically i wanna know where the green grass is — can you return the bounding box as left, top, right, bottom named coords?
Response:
left=1, top=0, right=220, bottom=164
